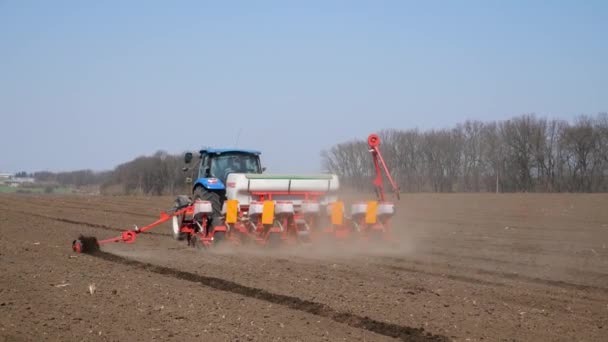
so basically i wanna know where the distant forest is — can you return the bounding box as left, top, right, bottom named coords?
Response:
left=322, top=113, right=608, bottom=193
left=30, top=113, right=608, bottom=195
left=32, top=151, right=188, bottom=195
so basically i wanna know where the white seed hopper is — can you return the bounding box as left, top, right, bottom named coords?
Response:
left=225, top=173, right=339, bottom=207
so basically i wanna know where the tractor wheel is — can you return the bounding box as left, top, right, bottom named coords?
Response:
left=193, top=186, right=222, bottom=228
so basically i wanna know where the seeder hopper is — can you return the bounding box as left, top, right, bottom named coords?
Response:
left=72, top=134, right=400, bottom=253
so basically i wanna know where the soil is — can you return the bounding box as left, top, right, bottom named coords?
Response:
left=1, top=193, right=607, bottom=341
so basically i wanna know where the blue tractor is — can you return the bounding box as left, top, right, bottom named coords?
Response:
left=183, top=148, right=263, bottom=227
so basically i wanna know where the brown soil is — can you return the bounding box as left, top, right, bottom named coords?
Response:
left=1, top=193, right=607, bottom=341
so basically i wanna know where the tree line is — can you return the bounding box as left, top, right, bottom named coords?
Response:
left=101, top=151, right=188, bottom=195
left=322, top=114, right=608, bottom=193
left=34, top=170, right=112, bottom=187
left=30, top=113, right=608, bottom=195
left=31, top=152, right=188, bottom=195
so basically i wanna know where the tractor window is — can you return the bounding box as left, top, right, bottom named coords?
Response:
left=209, top=154, right=261, bottom=181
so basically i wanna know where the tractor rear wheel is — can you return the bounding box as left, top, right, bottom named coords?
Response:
left=193, top=186, right=222, bottom=228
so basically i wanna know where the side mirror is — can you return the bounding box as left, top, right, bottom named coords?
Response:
left=262, top=167, right=267, bottom=172
left=204, top=167, right=211, bottom=177
left=184, top=152, right=193, bottom=164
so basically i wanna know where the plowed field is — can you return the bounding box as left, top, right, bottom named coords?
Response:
left=1, top=193, right=607, bottom=341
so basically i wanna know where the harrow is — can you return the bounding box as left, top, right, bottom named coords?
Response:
left=72, top=134, right=400, bottom=253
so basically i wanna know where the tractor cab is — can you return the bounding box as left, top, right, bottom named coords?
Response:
left=200, top=149, right=262, bottom=183
left=184, top=148, right=263, bottom=191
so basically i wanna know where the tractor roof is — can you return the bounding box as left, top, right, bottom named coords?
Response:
left=201, top=148, right=261, bottom=155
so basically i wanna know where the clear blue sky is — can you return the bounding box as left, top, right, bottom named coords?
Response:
left=1, top=0, right=606, bottom=173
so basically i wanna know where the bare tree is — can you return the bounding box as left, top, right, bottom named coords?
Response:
left=322, top=113, right=608, bottom=193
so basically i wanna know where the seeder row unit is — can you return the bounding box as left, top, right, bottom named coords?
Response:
left=72, top=197, right=396, bottom=253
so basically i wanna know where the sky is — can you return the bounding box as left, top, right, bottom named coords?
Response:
left=1, top=0, right=606, bottom=173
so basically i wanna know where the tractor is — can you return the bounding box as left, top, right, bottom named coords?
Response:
left=171, top=148, right=340, bottom=248
left=186, top=148, right=263, bottom=222
left=171, top=148, right=264, bottom=245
